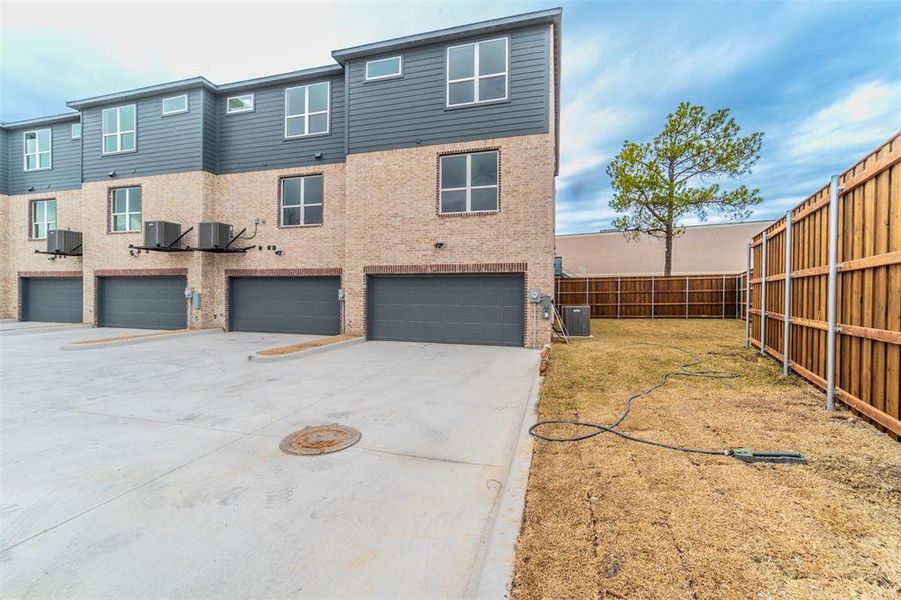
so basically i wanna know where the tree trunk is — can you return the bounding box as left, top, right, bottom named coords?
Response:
left=664, top=221, right=674, bottom=276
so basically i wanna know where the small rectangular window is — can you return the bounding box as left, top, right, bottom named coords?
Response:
left=281, top=175, right=323, bottom=226
left=446, top=37, right=508, bottom=107
left=32, top=199, right=57, bottom=239
left=439, top=151, right=498, bottom=214
left=161, top=94, right=188, bottom=116
left=71, top=123, right=82, bottom=139
left=285, top=82, right=330, bottom=137
left=24, top=128, right=52, bottom=171
left=226, top=94, right=254, bottom=114
left=102, top=105, right=137, bottom=154
left=110, top=187, right=142, bottom=232
left=365, top=56, right=403, bottom=81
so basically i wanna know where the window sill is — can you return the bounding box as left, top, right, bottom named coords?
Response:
left=284, top=131, right=331, bottom=141
left=102, top=149, right=137, bottom=157
left=444, top=97, right=511, bottom=112
left=438, top=209, right=500, bottom=218
left=278, top=223, right=324, bottom=229
left=24, top=167, right=52, bottom=173
left=108, top=230, right=141, bottom=235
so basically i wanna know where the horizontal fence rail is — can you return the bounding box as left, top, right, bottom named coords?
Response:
left=747, top=132, right=901, bottom=439
left=556, top=273, right=746, bottom=319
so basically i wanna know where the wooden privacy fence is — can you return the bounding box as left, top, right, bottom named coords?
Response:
left=747, top=132, right=901, bottom=438
left=556, top=273, right=746, bottom=319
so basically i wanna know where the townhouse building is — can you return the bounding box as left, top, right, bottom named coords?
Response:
left=0, top=8, right=560, bottom=347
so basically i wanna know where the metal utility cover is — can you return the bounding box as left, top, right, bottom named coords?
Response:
left=280, top=424, right=361, bottom=455
left=229, top=277, right=340, bottom=335
left=97, top=276, right=187, bottom=330
left=367, top=274, right=525, bottom=347
left=21, top=278, right=84, bottom=323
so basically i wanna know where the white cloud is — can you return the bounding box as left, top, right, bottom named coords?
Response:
left=788, top=80, right=901, bottom=158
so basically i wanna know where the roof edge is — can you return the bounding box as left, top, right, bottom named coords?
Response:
left=1, top=112, right=81, bottom=129
left=556, top=220, right=778, bottom=237
left=331, top=7, right=562, bottom=63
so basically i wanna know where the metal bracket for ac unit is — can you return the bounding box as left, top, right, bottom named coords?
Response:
left=34, top=243, right=83, bottom=257
left=129, top=226, right=194, bottom=252
left=188, top=227, right=255, bottom=253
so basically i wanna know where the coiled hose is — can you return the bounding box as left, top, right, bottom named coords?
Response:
left=529, top=342, right=804, bottom=462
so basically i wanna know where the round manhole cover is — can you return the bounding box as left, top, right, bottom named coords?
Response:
left=279, top=424, right=361, bottom=456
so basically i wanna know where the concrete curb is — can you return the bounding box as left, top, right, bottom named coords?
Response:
left=61, top=328, right=222, bottom=351
left=248, top=337, right=365, bottom=362
left=0, top=323, right=92, bottom=336
left=471, top=368, right=543, bottom=599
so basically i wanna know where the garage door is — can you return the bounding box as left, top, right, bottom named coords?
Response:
left=367, top=274, right=524, bottom=346
left=21, top=278, right=83, bottom=323
left=98, top=276, right=187, bottom=330
left=229, top=277, right=341, bottom=335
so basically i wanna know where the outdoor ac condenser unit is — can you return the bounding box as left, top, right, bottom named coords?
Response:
left=47, top=229, right=83, bottom=255
left=198, top=222, right=233, bottom=249
left=562, top=305, right=591, bottom=337
left=144, top=221, right=182, bottom=248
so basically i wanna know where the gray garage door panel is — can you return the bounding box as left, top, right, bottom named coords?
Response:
left=21, top=278, right=83, bottom=323
left=367, top=274, right=524, bottom=347
left=229, top=277, right=340, bottom=335
left=98, top=277, right=187, bottom=330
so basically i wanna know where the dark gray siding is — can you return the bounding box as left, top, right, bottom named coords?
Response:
left=6, top=119, right=82, bottom=195
left=346, top=25, right=550, bottom=154
left=215, top=75, right=345, bottom=174
left=0, top=128, right=8, bottom=194
left=82, top=88, right=204, bottom=182
left=201, top=88, right=218, bottom=173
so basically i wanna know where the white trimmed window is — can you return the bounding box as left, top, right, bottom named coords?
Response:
left=102, top=105, right=136, bottom=154
left=71, top=122, right=82, bottom=139
left=439, top=151, right=499, bottom=213
left=446, top=37, right=509, bottom=107
left=226, top=94, right=254, bottom=114
left=161, top=94, right=188, bottom=116
left=24, top=129, right=52, bottom=171
left=285, top=82, right=330, bottom=137
left=32, top=199, right=56, bottom=239
left=110, top=187, right=142, bottom=232
left=281, top=175, right=323, bottom=226
left=365, top=56, right=403, bottom=81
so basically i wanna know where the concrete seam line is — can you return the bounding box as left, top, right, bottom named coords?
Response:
left=60, top=328, right=222, bottom=351
left=469, top=368, right=543, bottom=598
left=0, top=324, right=92, bottom=336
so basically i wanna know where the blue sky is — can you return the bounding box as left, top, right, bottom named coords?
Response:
left=2, top=0, right=899, bottom=233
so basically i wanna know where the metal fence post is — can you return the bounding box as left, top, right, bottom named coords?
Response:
left=745, top=244, right=751, bottom=349
left=721, top=274, right=726, bottom=319
left=761, top=231, right=768, bottom=355
left=826, top=175, right=840, bottom=411
left=685, top=276, right=689, bottom=318
left=783, top=210, right=793, bottom=375
left=651, top=276, right=655, bottom=319
left=616, top=277, right=621, bottom=319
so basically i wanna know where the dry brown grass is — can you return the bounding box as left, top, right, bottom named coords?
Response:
left=512, top=319, right=901, bottom=600
left=71, top=330, right=189, bottom=344
left=256, top=334, right=358, bottom=356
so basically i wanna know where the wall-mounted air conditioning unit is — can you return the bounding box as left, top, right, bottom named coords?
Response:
left=144, top=221, right=183, bottom=248
left=47, top=230, right=83, bottom=255
left=198, top=222, right=233, bottom=249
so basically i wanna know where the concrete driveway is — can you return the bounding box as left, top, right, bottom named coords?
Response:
left=0, top=327, right=539, bottom=598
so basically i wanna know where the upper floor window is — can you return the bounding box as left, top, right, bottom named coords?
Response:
left=71, top=122, right=82, bottom=139
left=24, top=129, right=52, bottom=171
left=226, top=94, right=254, bottom=114
left=439, top=150, right=499, bottom=214
left=161, top=94, right=188, bottom=116
left=102, top=105, right=136, bottom=154
left=280, top=175, right=323, bottom=226
left=110, top=187, right=142, bottom=232
left=446, top=37, right=508, bottom=107
left=285, top=82, right=330, bottom=137
left=365, top=56, right=403, bottom=81
left=32, top=199, right=56, bottom=239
